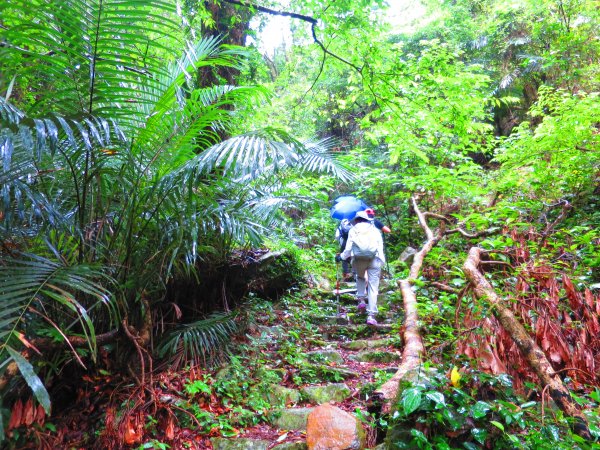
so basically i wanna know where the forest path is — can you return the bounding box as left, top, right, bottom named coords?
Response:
left=209, top=279, right=403, bottom=449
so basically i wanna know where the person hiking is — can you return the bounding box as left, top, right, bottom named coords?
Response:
left=335, top=218, right=354, bottom=281
left=336, top=210, right=385, bottom=326
left=365, top=208, right=391, bottom=234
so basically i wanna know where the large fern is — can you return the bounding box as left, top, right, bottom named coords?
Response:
left=0, top=0, right=352, bottom=427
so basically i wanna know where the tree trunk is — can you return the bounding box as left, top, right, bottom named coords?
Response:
left=463, top=247, right=591, bottom=440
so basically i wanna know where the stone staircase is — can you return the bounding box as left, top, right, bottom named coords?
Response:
left=210, top=283, right=403, bottom=449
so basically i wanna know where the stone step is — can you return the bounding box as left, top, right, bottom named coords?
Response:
left=349, top=349, right=402, bottom=363
left=320, top=323, right=394, bottom=340
left=340, top=337, right=398, bottom=350
left=270, top=407, right=314, bottom=431
left=300, top=383, right=352, bottom=404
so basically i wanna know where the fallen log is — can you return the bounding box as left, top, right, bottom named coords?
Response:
left=463, top=246, right=591, bottom=440
left=375, top=197, right=501, bottom=412
left=375, top=196, right=444, bottom=410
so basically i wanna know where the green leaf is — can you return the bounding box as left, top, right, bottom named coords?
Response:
left=590, top=388, right=600, bottom=403
left=401, top=387, right=423, bottom=415
left=490, top=420, right=504, bottom=432
left=6, top=347, right=51, bottom=414
left=470, top=400, right=490, bottom=419
left=425, top=391, right=446, bottom=409
left=519, top=401, right=536, bottom=409
left=471, top=428, right=488, bottom=444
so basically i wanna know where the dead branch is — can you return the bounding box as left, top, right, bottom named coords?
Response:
left=463, top=247, right=591, bottom=440
left=479, top=260, right=513, bottom=268
left=538, top=200, right=572, bottom=252
left=28, top=329, right=120, bottom=350
left=445, top=226, right=501, bottom=238
left=220, top=0, right=362, bottom=72
left=420, top=212, right=500, bottom=239
left=375, top=196, right=445, bottom=411
left=423, top=212, right=451, bottom=222
left=429, top=282, right=460, bottom=294
left=0, top=328, right=120, bottom=391
left=123, top=319, right=148, bottom=385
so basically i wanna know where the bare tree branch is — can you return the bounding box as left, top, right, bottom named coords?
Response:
left=429, top=282, right=460, bottom=293
left=445, top=226, right=501, bottom=238
left=221, top=0, right=317, bottom=23
left=220, top=0, right=363, bottom=72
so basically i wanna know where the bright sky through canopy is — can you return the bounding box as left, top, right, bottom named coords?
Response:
left=250, top=0, right=426, bottom=55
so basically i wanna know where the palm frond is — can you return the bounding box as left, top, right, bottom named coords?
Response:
left=299, top=138, right=354, bottom=181
left=0, top=252, right=117, bottom=361
left=0, top=0, right=183, bottom=125
left=156, top=312, right=238, bottom=369
left=136, top=84, right=268, bottom=169
left=0, top=97, right=24, bottom=125
left=172, top=128, right=353, bottom=184
left=1, top=101, right=124, bottom=232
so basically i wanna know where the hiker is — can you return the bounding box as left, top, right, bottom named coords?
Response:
left=336, top=210, right=385, bottom=326
left=365, top=208, right=391, bottom=234
left=335, top=218, right=354, bottom=281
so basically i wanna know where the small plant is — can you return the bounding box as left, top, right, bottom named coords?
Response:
left=184, top=377, right=213, bottom=397
left=137, top=440, right=170, bottom=450
left=387, top=365, right=598, bottom=449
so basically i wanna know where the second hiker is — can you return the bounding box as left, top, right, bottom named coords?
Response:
left=337, top=210, right=385, bottom=326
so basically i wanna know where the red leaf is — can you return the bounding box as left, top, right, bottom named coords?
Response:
left=35, top=404, right=45, bottom=426
left=123, top=416, right=142, bottom=445
left=549, top=350, right=562, bottom=364
left=8, top=400, right=23, bottom=430
left=584, top=289, right=595, bottom=310
left=164, top=415, right=175, bottom=440
left=563, top=274, right=582, bottom=313
left=23, top=398, right=35, bottom=426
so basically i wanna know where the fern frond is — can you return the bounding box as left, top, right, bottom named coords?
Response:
left=0, top=253, right=117, bottom=360
left=157, top=312, right=238, bottom=369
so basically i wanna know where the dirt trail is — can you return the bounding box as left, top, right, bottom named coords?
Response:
left=211, top=280, right=403, bottom=449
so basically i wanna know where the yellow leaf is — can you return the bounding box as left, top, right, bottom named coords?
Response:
left=450, top=366, right=461, bottom=387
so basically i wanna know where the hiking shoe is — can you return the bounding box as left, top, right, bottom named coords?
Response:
left=343, top=273, right=354, bottom=282
left=356, top=296, right=367, bottom=311
left=366, top=317, right=378, bottom=326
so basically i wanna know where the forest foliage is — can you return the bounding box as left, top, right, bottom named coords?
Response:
left=1, top=0, right=599, bottom=447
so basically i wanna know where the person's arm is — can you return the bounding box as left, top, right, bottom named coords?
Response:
left=374, top=219, right=391, bottom=233
left=340, top=229, right=354, bottom=260
left=376, top=231, right=386, bottom=263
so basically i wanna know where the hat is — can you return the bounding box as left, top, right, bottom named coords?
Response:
left=365, top=208, right=375, bottom=217
left=354, top=210, right=372, bottom=221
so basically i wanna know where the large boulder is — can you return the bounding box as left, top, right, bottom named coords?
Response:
left=306, top=403, right=365, bottom=450
left=340, top=338, right=394, bottom=350
left=350, top=350, right=401, bottom=363
left=307, top=350, right=344, bottom=364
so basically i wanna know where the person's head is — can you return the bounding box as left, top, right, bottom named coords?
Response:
left=365, top=208, right=375, bottom=218
left=353, top=210, right=372, bottom=223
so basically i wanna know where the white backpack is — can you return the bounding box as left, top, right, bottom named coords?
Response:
left=352, top=224, right=379, bottom=260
